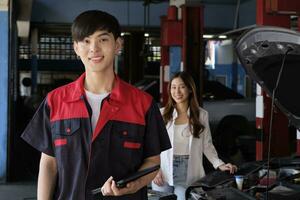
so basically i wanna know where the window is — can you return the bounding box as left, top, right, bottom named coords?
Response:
left=38, top=35, right=77, bottom=60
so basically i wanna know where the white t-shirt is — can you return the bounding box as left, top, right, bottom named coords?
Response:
left=173, top=123, right=191, bottom=155
left=85, top=89, right=109, bottom=132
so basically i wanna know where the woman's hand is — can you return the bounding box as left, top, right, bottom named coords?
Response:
left=152, top=170, right=164, bottom=186
left=218, top=163, right=238, bottom=174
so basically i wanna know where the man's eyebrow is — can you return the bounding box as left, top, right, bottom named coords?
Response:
left=84, top=32, right=110, bottom=39
left=96, top=32, right=110, bottom=37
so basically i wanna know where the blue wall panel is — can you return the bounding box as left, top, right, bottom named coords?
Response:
left=31, top=0, right=168, bottom=27
left=204, top=4, right=236, bottom=29
left=239, top=0, right=256, bottom=27
left=31, top=0, right=256, bottom=29
left=0, top=11, right=9, bottom=182
left=169, top=46, right=181, bottom=78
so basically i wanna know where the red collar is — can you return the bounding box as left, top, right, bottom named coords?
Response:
left=64, top=73, right=123, bottom=106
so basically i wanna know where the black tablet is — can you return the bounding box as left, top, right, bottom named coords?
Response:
left=116, top=165, right=160, bottom=188
left=91, top=165, right=160, bottom=195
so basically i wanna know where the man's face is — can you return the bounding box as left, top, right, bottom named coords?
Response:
left=73, top=30, right=121, bottom=74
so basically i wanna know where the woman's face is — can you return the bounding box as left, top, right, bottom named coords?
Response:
left=170, top=77, right=190, bottom=105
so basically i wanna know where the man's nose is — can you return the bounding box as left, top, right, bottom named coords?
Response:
left=90, top=40, right=100, bottom=52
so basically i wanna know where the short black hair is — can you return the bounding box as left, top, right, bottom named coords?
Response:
left=71, top=10, right=121, bottom=41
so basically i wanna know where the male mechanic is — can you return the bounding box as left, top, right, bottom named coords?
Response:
left=21, top=10, right=171, bottom=200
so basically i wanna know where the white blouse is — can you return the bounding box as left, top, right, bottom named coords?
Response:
left=173, top=123, right=190, bottom=155
left=159, top=107, right=224, bottom=186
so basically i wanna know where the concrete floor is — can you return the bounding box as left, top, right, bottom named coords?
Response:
left=0, top=182, right=36, bottom=200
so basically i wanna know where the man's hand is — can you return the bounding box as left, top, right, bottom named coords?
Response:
left=101, top=155, right=160, bottom=196
left=100, top=176, right=141, bottom=196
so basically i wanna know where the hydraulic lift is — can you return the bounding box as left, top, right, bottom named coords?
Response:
left=160, top=4, right=204, bottom=105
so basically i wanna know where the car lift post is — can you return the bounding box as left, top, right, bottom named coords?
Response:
left=160, top=3, right=204, bottom=105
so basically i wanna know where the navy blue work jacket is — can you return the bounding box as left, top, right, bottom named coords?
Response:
left=21, top=73, right=171, bottom=200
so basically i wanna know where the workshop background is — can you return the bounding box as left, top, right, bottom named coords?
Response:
left=0, top=0, right=299, bottom=199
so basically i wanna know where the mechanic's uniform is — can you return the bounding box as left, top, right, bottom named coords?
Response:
left=21, top=73, right=171, bottom=200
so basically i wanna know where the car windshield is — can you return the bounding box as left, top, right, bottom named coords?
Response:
left=203, top=80, right=244, bottom=101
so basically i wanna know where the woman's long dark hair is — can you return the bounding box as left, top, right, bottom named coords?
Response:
left=163, top=71, right=205, bottom=138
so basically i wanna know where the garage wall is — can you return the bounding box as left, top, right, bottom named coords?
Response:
left=239, top=0, right=256, bottom=27
left=31, top=0, right=169, bottom=27
left=0, top=8, right=9, bottom=182
left=31, top=0, right=256, bottom=29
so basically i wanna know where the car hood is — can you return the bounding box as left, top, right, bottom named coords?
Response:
left=235, top=26, right=300, bottom=128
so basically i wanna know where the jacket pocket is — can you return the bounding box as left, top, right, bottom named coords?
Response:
left=123, top=141, right=141, bottom=149
left=54, top=138, right=67, bottom=147
left=51, top=118, right=81, bottom=136
left=110, top=121, right=144, bottom=169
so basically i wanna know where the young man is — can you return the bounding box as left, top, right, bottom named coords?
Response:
left=21, top=10, right=171, bottom=200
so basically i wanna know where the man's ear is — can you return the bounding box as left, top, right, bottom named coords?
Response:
left=115, top=37, right=123, bottom=55
left=73, top=41, right=79, bottom=56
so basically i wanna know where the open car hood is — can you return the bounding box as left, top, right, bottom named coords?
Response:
left=235, top=26, right=300, bottom=128
left=187, top=157, right=300, bottom=200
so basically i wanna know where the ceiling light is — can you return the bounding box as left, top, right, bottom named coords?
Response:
left=218, top=35, right=227, bottom=39
left=203, top=34, right=214, bottom=39
left=121, top=32, right=131, bottom=36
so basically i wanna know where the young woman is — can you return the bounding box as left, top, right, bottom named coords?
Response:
left=152, top=71, right=237, bottom=200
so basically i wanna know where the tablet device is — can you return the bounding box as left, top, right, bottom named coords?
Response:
left=116, top=165, right=160, bottom=188
left=91, top=165, right=160, bottom=195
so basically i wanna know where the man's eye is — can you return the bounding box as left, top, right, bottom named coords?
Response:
left=101, top=38, right=108, bottom=42
left=84, top=39, right=90, bottom=44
